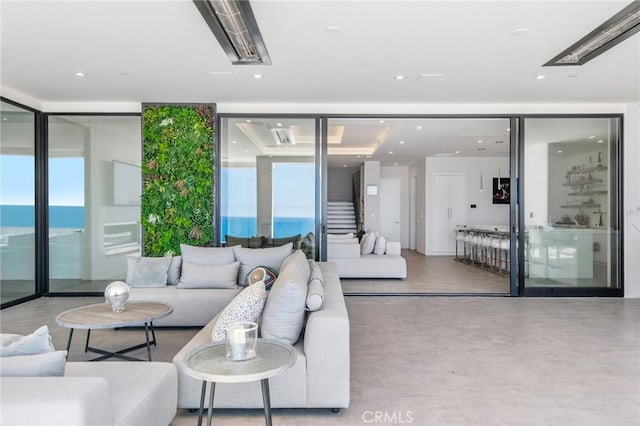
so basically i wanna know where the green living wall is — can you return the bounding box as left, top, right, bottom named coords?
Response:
left=141, top=104, right=215, bottom=256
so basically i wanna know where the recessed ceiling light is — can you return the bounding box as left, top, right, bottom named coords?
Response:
left=379, top=120, right=385, bottom=123
left=416, top=126, right=422, bottom=130
left=557, top=150, right=563, bottom=153
left=74, top=72, right=86, bottom=77
left=393, top=162, right=398, bottom=166
left=231, top=140, right=237, bottom=144
left=399, top=140, right=405, bottom=144
left=455, top=150, right=460, bottom=154
left=506, top=128, right=511, bottom=131
left=588, top=135, right=596, bottom=139
left=536, top=74, right=546, bottom=80
left=597, top=139, right=605, bottom=143
left=246, top=119, right=252, bottom=123
left=276, top=122, right=282, bottom=127
left=343, top=164, right=347, bottom=168
left=511, top=28, right=529, bottom=36
left=388, top=151, right=394, bottom=155
left=326, top=25, right=342, bottom=34
left=394, top=75, right=405, bottom=80
left=253, top=74, right=263, bottom=79
left=477, top=139, right=484, bottom=144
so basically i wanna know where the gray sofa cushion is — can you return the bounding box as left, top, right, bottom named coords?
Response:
left=306, top=260, right=324, bottom=311
left=177, top=261, right=239, bottom=289
left=233, top=243, right=293, bottom=284
left=260, top=250, right=310, bottom=344
left=180, top=244, right=236, bottom=266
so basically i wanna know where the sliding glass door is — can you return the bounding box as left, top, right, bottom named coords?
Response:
left=219, top=116, right=317, bottom=259
left=522, top=117, right=621, bottom=295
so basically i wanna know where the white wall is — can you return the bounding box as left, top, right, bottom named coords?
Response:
left=328, top=166, right=358, bottom=201
left=363, top=161, right=380, bottom=232
left=381, top=166, right=410, bottom=248
left=624, top=103, right=640, bottom=298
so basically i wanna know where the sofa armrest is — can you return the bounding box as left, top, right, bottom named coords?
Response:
left=304, top=263, right=350, bottom=408
left=0, top=377, right=113, bottom=426
left=385, top=241, right=401, bottom=256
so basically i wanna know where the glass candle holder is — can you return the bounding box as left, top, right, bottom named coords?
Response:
left=225, top=322, right=258, bottom=361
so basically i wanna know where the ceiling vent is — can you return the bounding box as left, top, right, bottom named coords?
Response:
left=545, top=0, right=640, bottom=66
left=271, top=128, right=296, bottom=145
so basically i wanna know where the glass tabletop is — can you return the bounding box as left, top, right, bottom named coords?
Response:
left=182, top=339, right=297, bottom=383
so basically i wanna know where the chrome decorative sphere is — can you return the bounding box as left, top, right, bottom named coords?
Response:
left=104, top=281, right=130, bottom=312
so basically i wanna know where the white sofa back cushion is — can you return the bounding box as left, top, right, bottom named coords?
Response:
left=180, top=244, right=236, bottom=266
left=374, top=236, right=387, bottom=255
left=0, top=351, right=67, bottom=377
left=126, top=255, right=182, bottom=285
left=360, top=232, right=376, bottom=255
left=131, top=256, right=172, bottom=288
left=0, top=325, right=55, bottom=356
left=260, top=251, right=310, bottom=344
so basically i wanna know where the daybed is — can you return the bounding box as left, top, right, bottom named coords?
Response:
left=327, top=233, right=407, bottom=279
left=0, top=361, right=177, bottom=426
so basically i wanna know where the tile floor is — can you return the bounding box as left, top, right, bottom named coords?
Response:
left=1, top=295, right=638, bottom=425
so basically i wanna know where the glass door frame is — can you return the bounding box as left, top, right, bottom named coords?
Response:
left=517, top=114, right=624, bottom=297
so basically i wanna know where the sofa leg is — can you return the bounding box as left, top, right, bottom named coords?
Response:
left=331, top=408, right=341, bottom=414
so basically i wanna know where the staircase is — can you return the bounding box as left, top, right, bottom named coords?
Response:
left=327, top=201, right=358, bottom=235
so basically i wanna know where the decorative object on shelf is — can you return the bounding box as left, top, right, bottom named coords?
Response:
left=574, top=211, right=590, bottom=227
left=492, top=178, right=510, bottom=204
left=104, top=281, right=130, bottom=312
left=225, top=322, right=258, bottom=361
left=141, top=103, right=216, bottom=256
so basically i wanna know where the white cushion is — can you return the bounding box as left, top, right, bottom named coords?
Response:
left=131, top=256, right=172, bottom=288
left=167, top=255, right=182, bottom=285
left=177, top=261, right=239, bottom=289
left=360, top=232, right=376, bottom=255
left=306, top=260, right=324, bottom=311
left=0, top=325, right=55, bottom=356
left=327, top=233, right=354, bottom=240
left=233, top=243, right=293, bottom=285
left=0, top=351, right=67, bottom=376
left=373, top=236, right=387, bottom=255
left=210, top=282, right=267, bottom=342
left=260, top=251, right=310, bottom=344
left=180, top=244, right=236, bottom=266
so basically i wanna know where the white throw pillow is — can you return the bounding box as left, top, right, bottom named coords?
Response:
left=360, top=232, right=376, bottom=255
left=131, top=256, right=172, bottom=288
left=0, top=325, right=55, bottom=357
left=210, top=281, right=267, bottom=342
left=180, top=244, right=237, bottom=266
left=374, top=236, right=387, bottom=255
left=0, top=351, right=67, bottom=376
left=327, top=233, right=354, bottom=240
left=260, top=251, right=310, bottom=344
left=177, top=261, right=239, bottom=289
left=306, top=260, right=324, bottom=311
left=233, top=243, right=293, bottom=285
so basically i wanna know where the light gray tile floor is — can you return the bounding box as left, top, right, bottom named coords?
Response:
left=1, top=295, right=638, bottom=425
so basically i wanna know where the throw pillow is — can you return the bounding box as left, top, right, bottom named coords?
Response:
left=374, top=236, right=387, bottom=255
left=0, top=325, right=55, bottom=357
left=226, top=235, right=264, bottom=248
left=306, top=260, right=324, bottom=311
left=360, top=232, right=376, bottom=255
left=210, top=281, right=267, bottom=342
left=260, top=250, right=310, bottom=345
left=245, top=266, right=278, bottom=289
left=180, top=244, right=236, bottom=266
left=131, top=256, right=172, bottom=288
left=0, top=351, right=67, bottom=377
left=167, top=255, right=182, bottom=285
left=177, top=261, right=239, bottom=289
left=233, top=242, right=293, bottom=285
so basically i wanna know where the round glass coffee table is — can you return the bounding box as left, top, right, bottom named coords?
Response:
left=182, top=339, right=296, bottom=426
left=56, top=301, right=173, bottom=361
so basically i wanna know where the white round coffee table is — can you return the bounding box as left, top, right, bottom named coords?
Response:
left=182, top=339, right=296, bottom=426
left=56, top=301, right=173, bottom=361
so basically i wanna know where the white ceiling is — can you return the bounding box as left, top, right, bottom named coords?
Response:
left=1, top=1, right=634, bottom=167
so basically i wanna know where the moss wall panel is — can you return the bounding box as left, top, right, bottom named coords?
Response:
left=141, top=104, right=215, bottom=256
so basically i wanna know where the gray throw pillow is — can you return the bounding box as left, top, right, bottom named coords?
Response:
left=131, top=256, right=172, bottom=288
left=260, top=250, right=310, bottom=344
left=306, top=260, right=324, bottom=311
left=177, top=261, right=239, bottom=289
left=167, top=255, right=182, bottom=285
left=180, top=244, right=237, bottom=266
left=233, top=242, right=293, bottom=285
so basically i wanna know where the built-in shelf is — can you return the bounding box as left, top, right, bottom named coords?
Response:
left=566, top=166, right=608, bottom=175
left=560, top=203, right=601, bottom=209
left=104, top=221, right=140, bottom=256
left=567, top=190, right=608, bottom=196
left=562, top=179, right=603, bottom=187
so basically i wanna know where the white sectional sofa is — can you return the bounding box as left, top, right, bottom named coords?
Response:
left=0, top=361, right=177, bottom=426
left=327, top=235, right=407, bottom=279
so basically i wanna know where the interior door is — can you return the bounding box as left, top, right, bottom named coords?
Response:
left=379, top=178, right=401, bottom=242
left=431, top=174, right=453, bottom=254
left=449, top=174, right=468, bottom=229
